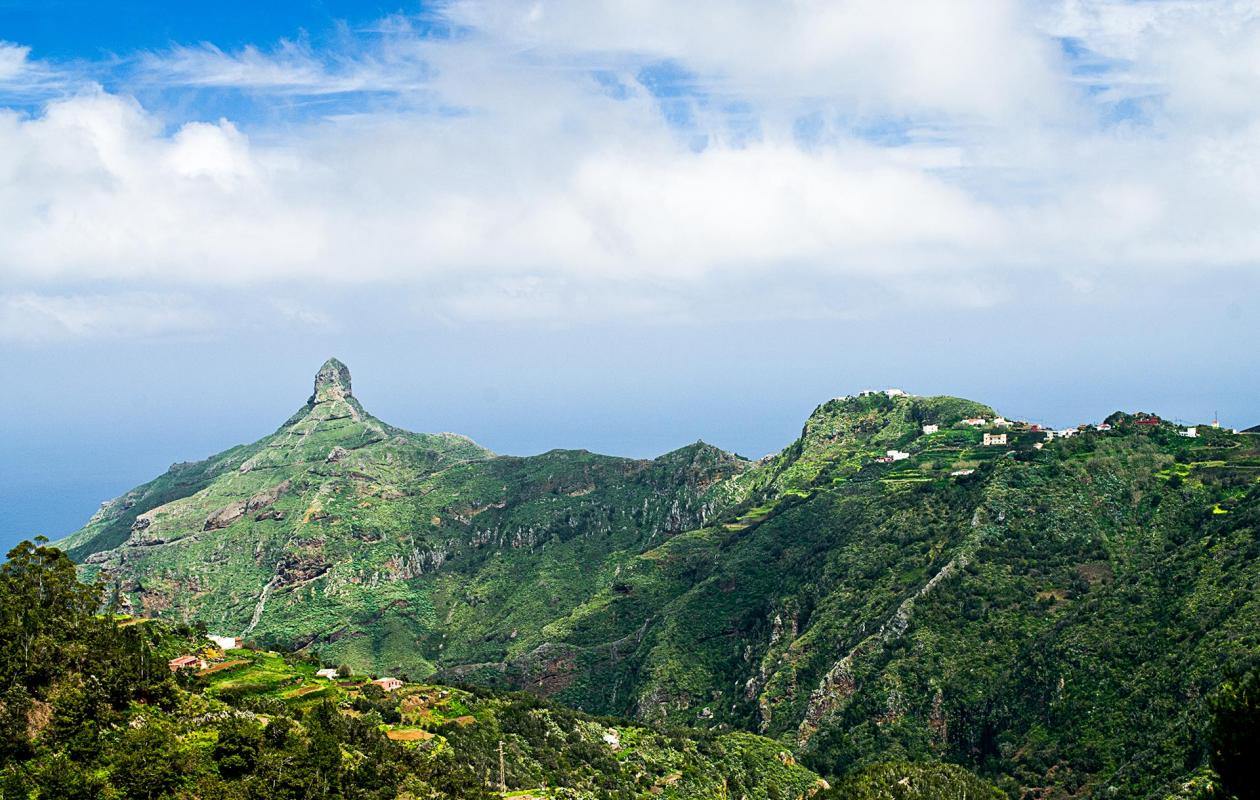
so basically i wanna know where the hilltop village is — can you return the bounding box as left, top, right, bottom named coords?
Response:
left=848, top=387, right=1225, bottom=477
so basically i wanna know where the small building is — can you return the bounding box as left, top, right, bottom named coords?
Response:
left=1135, top=417, right=1161, bottom=427
left=168, top=655, right=203, bottom=672
left=961, top=417, right=987, bottom=427
left=922, top=424, right=939, bottom=435
left=886, top=449, right=910, bottom=461
left=992, top=417, right=1012, bottom=428
left=1096, top=423, right=1112, bottom=431
left=951, top=469, right=975, bottom=477
left=1057, top=429, right=1077, bottom=439
left=884, top=388, right=907, bottom=398
left=1180, top=427, right=1198, bottom=438
left=875, top=455, right=894, bottom=464
left=372, top=677, right=403, bottom=692
left=983, top=433, right=1007, bottom=446
left=207, top=635, right=241, bottom=651
left=315, top=668, right=339, bottom=680
left=1030, top=424, right=1042, bottom=432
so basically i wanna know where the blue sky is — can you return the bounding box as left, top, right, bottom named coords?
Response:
left=1, top=0, right=1258, bottom=548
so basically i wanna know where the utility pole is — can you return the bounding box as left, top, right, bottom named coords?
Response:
left=498, top=739, right=506, bottom=793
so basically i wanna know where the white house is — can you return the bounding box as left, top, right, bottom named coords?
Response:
left=207, top=635, right=241, bottom=651
left=1180, top=427, right=1198, bottom=438
left=1057, top=429, right=1078, bottom=439
left=962, top=417, right=987, bottom=427
left=372, top=677, right=404, bottom=692
left=315, top=668, right=338, bottom=680
left=983, top=433, right=1007, bottom=446
left=922, top=424, right=939, bottom=435
left=886, top=449, right=911, bottom=461
left=884, top=388, right=908, bottom=397
left=992, top=417, right=1012, bottom=428
left=951, top=469, right=975, bottom=477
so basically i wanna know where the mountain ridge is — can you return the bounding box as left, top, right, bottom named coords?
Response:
left=54, top=359, right=1260, bottom=797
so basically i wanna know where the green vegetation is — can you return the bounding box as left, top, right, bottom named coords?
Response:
left=819, top=761, right=1004, bottom=799
left=51, top=363, right=1260, bottom=797
left=0, top=539, right=829, bottom=798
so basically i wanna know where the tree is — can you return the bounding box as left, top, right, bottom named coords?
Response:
left=1208, top=670, right=1260, bottom=800
left=110, top=719, right=201, bottom=800
left=0, top=539, right=102, bottom=695
left=214, top=717, right=264, bottom=779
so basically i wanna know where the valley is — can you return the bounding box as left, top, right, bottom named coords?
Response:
left=54, top=359, right=1260, bottom=798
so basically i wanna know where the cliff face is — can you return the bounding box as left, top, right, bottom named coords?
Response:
left=57, top=365, right=1260, bottom=797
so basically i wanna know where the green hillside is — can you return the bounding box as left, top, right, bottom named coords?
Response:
left=0, top=540, right=840, bottom=798
left=55, top=362, right=1260, bottom=798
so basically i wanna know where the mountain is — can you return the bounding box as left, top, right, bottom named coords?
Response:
left=61, top=359, right=747, bottom=678
left=58, top=361, right=1260, bottom=797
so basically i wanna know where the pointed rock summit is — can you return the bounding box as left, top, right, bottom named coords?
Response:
left=311, top=357, right=352, bottom=404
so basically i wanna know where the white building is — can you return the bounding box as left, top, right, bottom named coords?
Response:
left=983, top=433, right=1007, bottom=446
left=992, top=417, right=1012, bottom=428
left=207, top=635, right=241, bottom=651
left=962, top=417, right=987, bottom=427
left=886, top=449, right=911, bottom=461
left=922, top=424, right=939, bottom=435
left=315, top=668, right=339, bottom=680
left=951, top=469, right=975, bottom=476
left=1180, top=427, right=1198, bottom=438
left=884, top=388, right=908, bottom=397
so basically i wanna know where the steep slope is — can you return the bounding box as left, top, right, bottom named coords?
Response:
left=61, top=359, right=748, bottom=679
left=545, top=401, right=1260, bottom=797
left=57, top=367, right=1260, bottom=798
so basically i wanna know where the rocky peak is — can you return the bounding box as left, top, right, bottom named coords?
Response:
left=311, top=358, right=352, bottom=404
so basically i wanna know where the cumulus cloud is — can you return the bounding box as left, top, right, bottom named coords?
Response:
left=0, top=1, right=1257, bottom=341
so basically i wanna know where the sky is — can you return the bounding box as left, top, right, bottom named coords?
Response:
left=1, top=0, right=1258, bottom=547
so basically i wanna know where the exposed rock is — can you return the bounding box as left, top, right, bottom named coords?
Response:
left=326, top=447, right=349, bottom=463
left=204, top=501, right=246, bottom=531
left=311, top=357, right=353, bottom=404
left=245, top=480, right=291, bottom=512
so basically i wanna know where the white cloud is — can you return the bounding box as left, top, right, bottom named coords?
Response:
left=0, top=292, right=218, bottom=342
left=445, top=0, right=1070, bottom=126
left=1043, top=0, right=1260, bottom=125
left=0, top=1, right=1258, bottom=341
left=136, top=39, right=433, bottom=95
left=0, top=42, right=29, bottom=82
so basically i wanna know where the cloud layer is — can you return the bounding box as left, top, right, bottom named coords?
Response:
left=1, top=1, right=1258, bottom=340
